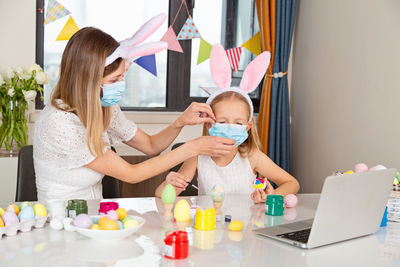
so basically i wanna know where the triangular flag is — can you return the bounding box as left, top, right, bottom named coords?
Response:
left=134, top=54, right=157, bottom=76
left=44, top=0, right=71, bottom=25
left=56, top=16, right=79, bottom=41
left=226, top=47, right=242, bottom=72
left=177, top=16, right=201, bottom=40
left=197, top=38, right=212, bottom=65
left=161, top=26, right=183, bottom=53
left=242, top=32, right=262, bottom=55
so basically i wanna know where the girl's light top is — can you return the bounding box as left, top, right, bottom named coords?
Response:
left=197, top=153, right=256, bottom=196
left=33, top=100, right=137, bottom=202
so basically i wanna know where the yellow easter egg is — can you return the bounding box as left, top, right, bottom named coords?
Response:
left=124, top=219, right=139, bottom=229
left=344, top=170, right=354, bottom=174
left=6, top=204, right=20, bottom=215
left=0, top=217, right=4, bottom=228
left=33, top=203, right=47, bottom=217
left=116, top=208, right=127, bottom=220
left=0, top=208, right=4, bottom=216
left=174, top=199, right=191, bottom=222
left=100, top=219, right=119, bottom=230
left=98, top=216, right=109, bottom=227
left=228, top=220, right=243, bottom=232
left=90, top=224, right=101, bottom=230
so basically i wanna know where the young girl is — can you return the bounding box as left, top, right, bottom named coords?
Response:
left=155, top=44, right=299, bottom=203
left=33, top=15, right=235, bottom=201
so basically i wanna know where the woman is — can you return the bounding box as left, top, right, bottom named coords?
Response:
left=33, top=26, right=235, bottom=202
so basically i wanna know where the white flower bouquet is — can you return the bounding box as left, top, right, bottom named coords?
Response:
left=0, top=64, right=50, bottom=153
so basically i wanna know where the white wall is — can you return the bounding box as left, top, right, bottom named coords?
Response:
left=291, top=0, right=400, bottom=193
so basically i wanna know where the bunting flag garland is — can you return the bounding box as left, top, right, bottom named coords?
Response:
left=226, top=47, right=242, bottom=72
left=161, top=26, right=183, bottom=53
left=56, top=16, right=79, bottom=41
left=197, top=38, right=213, bottom=65
left=177, top=16, right=201, bottom=40
left=242, top=32, right=262, bottom=55
left=134, top=54, right=157, bottom=77
left=44, top=0, right=71, bottom=25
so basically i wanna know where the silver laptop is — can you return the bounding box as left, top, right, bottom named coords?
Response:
left=254, top=168, right=396, bottom=249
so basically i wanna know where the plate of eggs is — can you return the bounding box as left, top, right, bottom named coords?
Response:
left=68, top=208, right=145, bottom=242
left=0, top=202, right=49, bottom=239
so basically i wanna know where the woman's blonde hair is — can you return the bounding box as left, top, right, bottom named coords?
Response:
left=51, top=27, right=123, bottom=157
left=203, top=91, right=263, bottom=157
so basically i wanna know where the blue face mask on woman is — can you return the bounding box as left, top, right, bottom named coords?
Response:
left=208, top=123, right=249, bottom=146
left=100, top=80, right=126, bottom=107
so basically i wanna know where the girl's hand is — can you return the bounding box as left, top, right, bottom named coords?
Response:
left=265, top=180, right=275, bottom=195
left=174, top=102, right=216, bottom=127
left=165, top=171, right=188, bottom=191
left=187, top=136, right=236, bottom=157
left=251, top=189, right=267, bottom=203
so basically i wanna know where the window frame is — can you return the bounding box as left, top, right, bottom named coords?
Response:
left=35, top=0, right=261, bottom=112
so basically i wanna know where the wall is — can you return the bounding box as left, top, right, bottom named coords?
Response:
left=291, top=0, right=400, bottom=193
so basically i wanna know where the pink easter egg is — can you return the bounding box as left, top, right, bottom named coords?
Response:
left=284, top=194, right=298, bottom=208
left=106, top=210, right=119, bottom=221
left=354, top=163, right=368, bottom=173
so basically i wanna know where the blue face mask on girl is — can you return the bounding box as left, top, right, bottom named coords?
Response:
left=208, top=123, right=249, bottom=146
left=100, top=80, right=126, bottom=107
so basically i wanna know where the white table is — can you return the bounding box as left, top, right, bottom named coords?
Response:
left=0, top=194, right=399, bottom=266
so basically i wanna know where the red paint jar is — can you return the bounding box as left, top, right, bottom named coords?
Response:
left=98, top=202, right=119, bottom=215
left=164, top=231, right=189, bottom=259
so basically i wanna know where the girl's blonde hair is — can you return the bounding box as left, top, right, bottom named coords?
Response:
left=203, top=91, right=263, bottom=157
left=50, top=27, right=123, bottom=157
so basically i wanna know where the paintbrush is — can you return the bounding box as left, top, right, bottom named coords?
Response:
left=186, top=181, right=199, bottom=190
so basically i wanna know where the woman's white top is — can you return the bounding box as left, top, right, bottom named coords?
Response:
left=33, top=100, right=137, bottom=202
left=197, top=153, right=256, bottom=195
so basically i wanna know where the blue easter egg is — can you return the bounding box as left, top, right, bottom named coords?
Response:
left=19, top=206, right=35, bottom=221
left=117, top=220, right=124, bottom=230
left=92, top=217, right=99, bottom=224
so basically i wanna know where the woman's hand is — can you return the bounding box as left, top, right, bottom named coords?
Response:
left=165, top=171, right=188, bottom=191
left=186, top=136, right=236, bottom=157
left=174, top=102, right=216, bottom=128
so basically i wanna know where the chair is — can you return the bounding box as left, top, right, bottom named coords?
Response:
left=16, top=145, right=121, bottom=202
left=170, top=142, right=198, bottom=196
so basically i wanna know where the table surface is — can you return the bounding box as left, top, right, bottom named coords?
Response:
left=0, top=194, right=399, bottom=267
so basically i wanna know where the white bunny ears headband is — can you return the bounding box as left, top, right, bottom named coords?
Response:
left=105, top=13, right=168, bottom=67
left=204, top=44, right=271, bottom=122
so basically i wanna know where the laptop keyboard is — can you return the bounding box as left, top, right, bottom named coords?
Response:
left=277, top=228, right=311, bottom=243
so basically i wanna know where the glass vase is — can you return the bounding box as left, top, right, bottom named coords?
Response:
left=0, top=100, right=28, bottom=156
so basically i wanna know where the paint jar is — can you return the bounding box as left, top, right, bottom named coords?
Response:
left=98, top=201, right=119, bottom=215
left=66, top=199, right=87, bottom=218
left=265, top=195, right=284, bottom=216
left=164, top=231, right=189, bottom=259
left=194, top=208, right=216, bottom=230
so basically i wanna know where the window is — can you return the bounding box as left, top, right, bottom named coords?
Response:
left=36, top=0, right=260, bottom=111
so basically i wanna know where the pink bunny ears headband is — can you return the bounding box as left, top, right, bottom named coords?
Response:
left=204, top=44, right=271, bottom=122
left=105, top=13, right=168, bottom=67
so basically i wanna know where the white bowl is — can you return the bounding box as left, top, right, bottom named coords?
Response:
left=74, top=215, right=145, bottom=242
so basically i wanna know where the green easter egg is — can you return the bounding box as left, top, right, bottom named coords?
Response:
left=161, top=184, right=176, bottom=204
left=121, top=216, right=133, bottom=224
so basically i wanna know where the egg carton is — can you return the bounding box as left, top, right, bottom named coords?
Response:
left=0, top=216, right=48, bottom=240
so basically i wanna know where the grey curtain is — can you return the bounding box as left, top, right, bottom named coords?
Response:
left=268, top=0, right=297, bottom=172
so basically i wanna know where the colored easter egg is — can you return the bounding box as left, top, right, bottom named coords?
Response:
left=0, top=217, right=4, bottom=228
left=371, top=165, right=387, bottom=171
left=98, top=216, right=108, bottom=227
left=73, top=214, right=93, bottom=229
left=121, top=216, right=133, bottom=224
left=161, top=184, right=176, bottom=204
left=18, top=206, right=35, bottom=222
left=124, top=219, right=139, bottom=229
left=228, top=220, right=243, bottom=232
left=211, top=184, right=225, bottom=202
left=354, top=163, right=368, bottom=173
left=19, top=201, right=31, bottom=210
left=174, top=199, right=191, bottom=222
left=117, top=220, right=124, bottom=230
left=284, top=194, right=298, bottom=208
left=92, top=217, right=99, bottom=224
left=0, top=208, right=4, bottom=216
left=106, top=210, right=119, bottom=221
left=33, top=203, right=48, bottom=217
left=90, top=224, right=101, bottom=230
left=6, top=204, right=20, bottom=215
left=344, top=170, right=354, bottom=174
left=100, top=219, right=119, bottom=230
left=116, top=208, right=127, bottom=220
left=2, top=211, right=19, bottom=226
